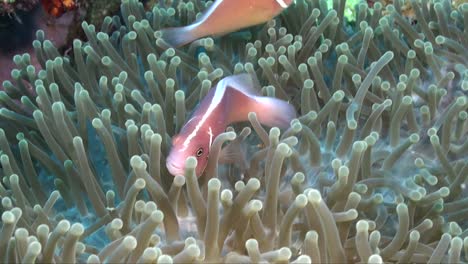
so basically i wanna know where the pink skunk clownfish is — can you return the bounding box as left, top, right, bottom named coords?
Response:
left=160, top=0, right=295, bottom=47
left=166, top=74, right=296, bottom=177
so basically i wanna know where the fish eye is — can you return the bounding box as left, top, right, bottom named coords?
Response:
left=196, top=147, right=204, bottom=157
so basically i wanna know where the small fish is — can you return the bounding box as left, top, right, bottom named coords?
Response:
left=41, top=0, right=76, bottom=18
left=160, top=0, right=294, bottom=47
left=166, top=74, right=296, bottom=177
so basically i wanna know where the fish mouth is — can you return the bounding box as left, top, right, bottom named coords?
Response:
left=166, top=160, right=185, bottom=176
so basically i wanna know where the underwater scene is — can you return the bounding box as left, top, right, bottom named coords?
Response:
left=0, top=0, right=467, bottom=263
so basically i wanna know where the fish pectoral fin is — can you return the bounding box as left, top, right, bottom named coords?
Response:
left=219, top=141, right=249, bottom=171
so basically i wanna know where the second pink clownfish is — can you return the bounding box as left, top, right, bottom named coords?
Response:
left=166, top=74, right=296, bottom=177
left=160, top=0, right=295, bottom=47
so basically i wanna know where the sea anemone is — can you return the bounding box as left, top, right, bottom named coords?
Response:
left=0, top=0, right=467, bottom=263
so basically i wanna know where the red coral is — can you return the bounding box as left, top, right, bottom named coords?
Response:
left=40, top=0, right=76, bottom=17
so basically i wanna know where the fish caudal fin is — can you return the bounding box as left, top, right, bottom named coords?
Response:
left=253, top=97, right=296, bottom=129
left=159, top=25, right=199, bottom=47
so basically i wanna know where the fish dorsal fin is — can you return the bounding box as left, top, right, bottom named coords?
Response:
left=221, top=76, right=263, bottom=123
left=224, top=74, right=260, bottom=97
left=222, top=74, right=297, bottom=127
left=194, top=0, right=223, bottom=24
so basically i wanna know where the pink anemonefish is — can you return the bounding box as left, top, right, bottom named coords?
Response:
left=160, top=0, right=295, bottom=47
left=166, top=74, right=296, bottom=177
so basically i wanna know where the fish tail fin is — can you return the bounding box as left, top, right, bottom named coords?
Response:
left=254, top=97, right=296, bottom=129
left=159, top=25, right=199, bottom=47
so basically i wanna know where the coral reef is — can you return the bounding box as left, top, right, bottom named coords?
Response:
left=0, top=0, right=467, bottom=263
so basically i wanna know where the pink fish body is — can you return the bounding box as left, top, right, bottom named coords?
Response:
left=166, top=74, right=296, bottom=177
left=160, top=0, right=295, bottom=47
